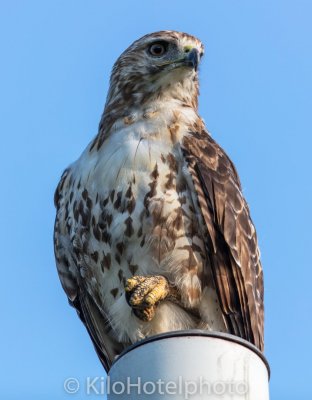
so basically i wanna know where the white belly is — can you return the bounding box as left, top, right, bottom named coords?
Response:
left=67, top=115, right=226, bottom=343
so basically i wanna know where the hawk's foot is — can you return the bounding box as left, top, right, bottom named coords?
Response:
left=125, top=275, right=176, bottom=322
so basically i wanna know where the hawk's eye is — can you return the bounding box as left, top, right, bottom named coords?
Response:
left=149, top=42, right=168, bottom=57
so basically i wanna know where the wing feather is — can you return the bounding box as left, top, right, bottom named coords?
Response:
left=182, top=129, right=264, bottom=351
left=54, top=169, right=123, bottom=372
left=71, top=291, right=123, bottom=372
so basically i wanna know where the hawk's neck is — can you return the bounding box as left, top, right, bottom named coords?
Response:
left=90, top=99, right=201, bottom=153
left=92, top=77, right=200, bottom=152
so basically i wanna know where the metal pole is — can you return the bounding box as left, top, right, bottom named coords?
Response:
left=107, top=330, right=270, bottom=399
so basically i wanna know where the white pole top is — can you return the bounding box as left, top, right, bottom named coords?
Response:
left=107, top=330, right=270, bottom=399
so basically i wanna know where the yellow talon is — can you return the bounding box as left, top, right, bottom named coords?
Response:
left=125, top=275, right=173, bottom=321
left=144, top=279, right=169, bottom=306
left=125, top=276, right=146, bottom=292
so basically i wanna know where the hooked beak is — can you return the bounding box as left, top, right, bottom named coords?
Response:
left=156, top=48, right=201, bottom=72
left=184, top=48, right=200, bottom=71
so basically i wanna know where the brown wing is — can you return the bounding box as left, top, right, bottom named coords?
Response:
left=69, top=290, right=124, bottom=372
left=54, top=169, right=123, bottom=372
left=182, top=129, right=264, bottom=351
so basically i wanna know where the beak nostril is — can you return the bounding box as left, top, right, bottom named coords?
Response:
left=184, top=46, right=193, bottom=54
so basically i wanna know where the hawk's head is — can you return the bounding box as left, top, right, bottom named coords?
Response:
left=105, top=31, right=204, bottom=110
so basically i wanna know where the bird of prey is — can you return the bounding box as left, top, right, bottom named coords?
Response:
left=54, top=31, right=264, bottom=372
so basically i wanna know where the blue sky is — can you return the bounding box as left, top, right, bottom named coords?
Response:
left=1, top=1, right=311, bottom=399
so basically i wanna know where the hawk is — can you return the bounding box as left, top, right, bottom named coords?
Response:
left=54, top=31, right=264, bottom=372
